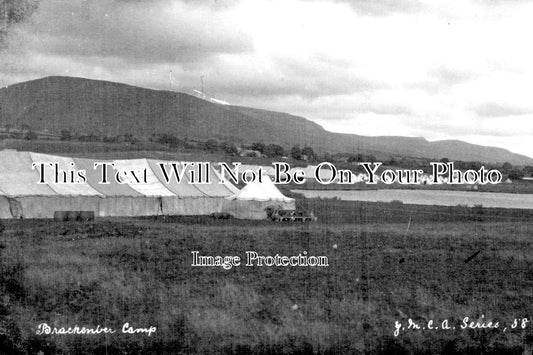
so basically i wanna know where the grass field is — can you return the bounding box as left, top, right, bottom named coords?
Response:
left=1, top=199, right=533, bottom=354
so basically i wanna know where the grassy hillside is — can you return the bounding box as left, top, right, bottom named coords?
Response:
left=1, top=76, right=532, bottom=165
left=1, top=200, right=533, bottom=354
left=0, top=76, right=278, bottom=144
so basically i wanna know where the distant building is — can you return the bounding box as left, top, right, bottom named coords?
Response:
left=239, top=149, right=261, bottom=158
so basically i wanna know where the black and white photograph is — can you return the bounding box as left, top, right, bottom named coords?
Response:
left=1, top=0, right=533, bottom=353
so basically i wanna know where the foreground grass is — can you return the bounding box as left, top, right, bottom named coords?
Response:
left=1, top=201, right=533, bottom=354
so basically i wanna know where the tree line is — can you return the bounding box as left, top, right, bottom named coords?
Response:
left=9, top=129, right=533, bottom=177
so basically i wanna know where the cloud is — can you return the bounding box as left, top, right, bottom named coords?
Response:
left=431, top=66, right=473, bottom=86
left=474, top=103, right=532, bottom=117
left=194, top=54, right=385, bottom=99
left=176, top=0, right=240, bottom=9
left=10, top=0, right=253, bottom=64
left=304, top=0, right=425, bottom=16
left=407, top=66, right=478, bottom=94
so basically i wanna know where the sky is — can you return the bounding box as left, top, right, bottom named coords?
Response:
left=1, top=0, right=532, bottom=159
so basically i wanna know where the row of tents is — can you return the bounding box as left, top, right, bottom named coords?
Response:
left=0, top=150, right=295, bottom=219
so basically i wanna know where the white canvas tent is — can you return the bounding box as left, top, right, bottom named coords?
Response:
left=223, top=175, right=295, bottom=220
left=0, top=150, right=240, bottom=219
left=0, top=151, right=104, bottom=219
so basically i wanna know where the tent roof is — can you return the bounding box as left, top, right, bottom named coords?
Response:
left=74, top=158, right=143, bottom=196
left=0, top=150, right=239, bottom=198
left=31, top=153, right=102, bottom=196
left=230, top=175, right=293, bottom=202
left=193, top=163, right=242, bottom=197
left=111, top=159, right=183, bottom=196
left=148, top=160, right=207, bottom=198
left=0, top=151, right=57, bottom=196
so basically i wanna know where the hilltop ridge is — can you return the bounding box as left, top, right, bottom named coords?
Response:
left=0, top=76, right=531, bottom=165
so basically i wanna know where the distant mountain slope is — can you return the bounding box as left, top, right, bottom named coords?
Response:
left=0, top=76, right=279, bottom=143
left=1, top=76, right=531, bottom=165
